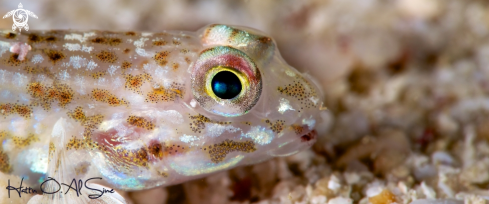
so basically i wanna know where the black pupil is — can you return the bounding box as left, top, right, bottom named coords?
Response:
left=211, top=71, right=242, bottom=99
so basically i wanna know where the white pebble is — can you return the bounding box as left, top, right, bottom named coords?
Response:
left=328, top=197, right=352, bottom=204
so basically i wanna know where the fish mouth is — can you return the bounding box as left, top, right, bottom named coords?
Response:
left=300, top=129, right=317, bottom=143
left=267, top=128, right=318, bottom=157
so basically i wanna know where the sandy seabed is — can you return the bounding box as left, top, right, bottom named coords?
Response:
left=1, top=0, right=488, bottom=204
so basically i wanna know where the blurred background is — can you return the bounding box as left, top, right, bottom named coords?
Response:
left=1, top=0, right=489, bottom=203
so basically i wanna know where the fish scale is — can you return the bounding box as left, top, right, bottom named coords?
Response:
left=0, top=24, right=326, bottom=204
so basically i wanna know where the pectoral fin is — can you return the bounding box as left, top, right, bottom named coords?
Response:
left=26, top=118, right=130, bottom=204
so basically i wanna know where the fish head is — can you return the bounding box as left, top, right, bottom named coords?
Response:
left=186, top=24, right=326, bottom=166
left=91, top=24, right=326, bottom=189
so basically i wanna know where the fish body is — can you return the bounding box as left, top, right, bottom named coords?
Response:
left=0, top=24, right=325, bottom=203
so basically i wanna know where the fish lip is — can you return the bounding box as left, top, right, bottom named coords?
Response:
left=300, top=129, right=317, bottom=143
left=267, top=129, right=318, bottom=157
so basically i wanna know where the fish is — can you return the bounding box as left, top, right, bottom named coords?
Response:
left=0, top=24, right=325, bottom=203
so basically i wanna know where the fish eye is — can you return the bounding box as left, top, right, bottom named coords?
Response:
left=209, top=68, right=244, bottom=100
left=191, top=46, right=262, bottom=117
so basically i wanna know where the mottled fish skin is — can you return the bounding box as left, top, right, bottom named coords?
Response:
left=0, top=24, right=325, bottom=202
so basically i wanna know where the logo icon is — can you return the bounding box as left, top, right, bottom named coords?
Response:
left=3, top=3, right=38, bottom=32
